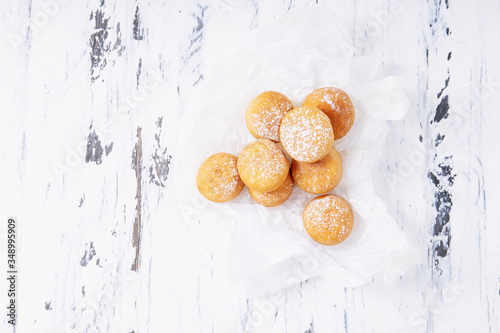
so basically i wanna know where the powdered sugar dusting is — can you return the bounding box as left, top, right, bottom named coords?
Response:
left=247, top=92, right=293, bottom=142
left=211, top=157, right=240, bottom=197
left=321, top=88, right=354, bottom=129
left=249, top=173, right=294, bottom=207
left=322, top=88, right=342, bottom=111
left=292, top=147, right=343, bottom=194
left=197, top=153, right=244, bottom=202
left=237, top=139, right=289, bottom=192
left=280, top=106, right=334, bottom=162
left=250, top=104, right=285, bottom=141
left=303, top=195, right=354, bottom=245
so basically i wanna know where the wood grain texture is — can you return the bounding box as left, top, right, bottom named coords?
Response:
left=2, top=0, right=500, bottom=332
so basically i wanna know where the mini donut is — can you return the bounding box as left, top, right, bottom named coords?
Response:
left=196, top=153, right=245, bottom=203
left=237, top=139, right=289, bottom=192
left=292, top=147, right=343, bottom=195
left=303, top=194, right=354, bottom=246
left=279, top=106, right=334, bottom=163
left=249, top=172, right=294, bottom=207
left=245, top=91, right=294, bottom=143
left=302, top=87, right=355, bottom=140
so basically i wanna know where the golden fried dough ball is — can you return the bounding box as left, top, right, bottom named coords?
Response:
left=292, top=147, right=343, bottom=195
left=303, top=194, right=354, bottom=246
left=197, top=153, right=245, bottom=202
left=279, top=106, right=334, bottom=163
left=237, top=139, right=289, bottom=192
left=302, top=87, right=355, bottom=140
left=249, top=172, right=294, bottom=207
left=245, top=91, right=294, bottom=142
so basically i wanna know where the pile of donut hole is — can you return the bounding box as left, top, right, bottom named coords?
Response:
left=197, top=88, right=356, bottom=246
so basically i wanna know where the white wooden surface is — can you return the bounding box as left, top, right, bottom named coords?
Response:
left=2, top=0, right=500, bottom=332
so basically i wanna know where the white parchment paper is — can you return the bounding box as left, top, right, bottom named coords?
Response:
left=175, top=3, right=418, bottom=297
